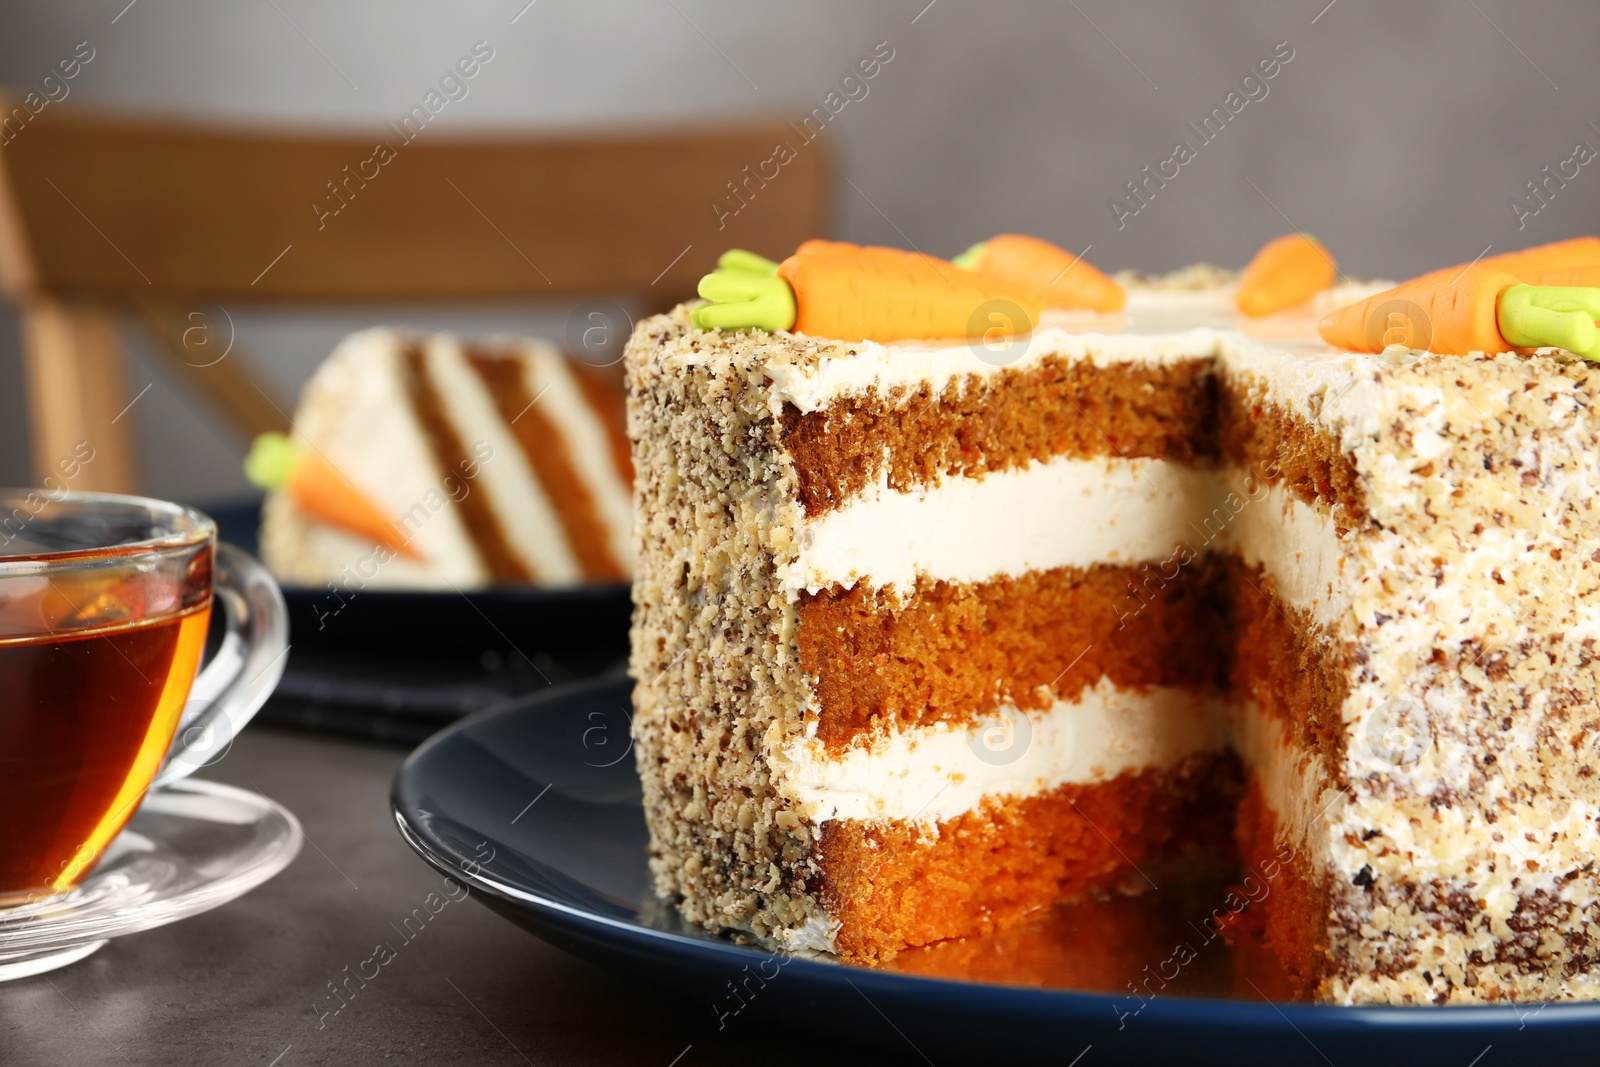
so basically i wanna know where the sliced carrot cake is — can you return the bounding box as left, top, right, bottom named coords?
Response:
left=626, top=235, right=1600, bottom=1005
left=253, top=327, right=632, bottom=589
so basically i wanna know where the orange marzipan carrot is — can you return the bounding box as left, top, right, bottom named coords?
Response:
left=1517, top=262, right=1600, bottom=288
left=287, top=451, right=421, bottom=559
left=1317, top=265, right=1523, bottom=355
left=1478, top=237, right=1600, bottom=276
left=1235, top=234, right=1336, bottom=317
left=777, top=240, right=1043, bottom=343
left=970, top=234, right=1125, bottom=312
left=1394, top=238, right=1600, bottom=289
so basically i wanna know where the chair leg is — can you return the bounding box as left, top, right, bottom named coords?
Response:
left=136, top=303, right=290, bottom=441
left=20, top=298, right=139, bottom=493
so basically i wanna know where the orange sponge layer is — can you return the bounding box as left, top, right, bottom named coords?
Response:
left=818, top=752, right=1240, bottom=962
left=1233, top=781, right=1328, bottom=999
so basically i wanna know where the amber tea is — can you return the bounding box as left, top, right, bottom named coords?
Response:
left=0, top=491, right=272, bottom=910
left=0, top=603, right=212, bottom=904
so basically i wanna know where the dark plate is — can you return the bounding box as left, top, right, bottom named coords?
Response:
left=201, top=499, right=629, bottom=732
left=276, top=582, right=630, bottom=659
left=391, top=674, right=1600, bottom=1066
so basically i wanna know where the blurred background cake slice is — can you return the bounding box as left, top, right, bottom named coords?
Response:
left=252, top=327, right=631, bottom=591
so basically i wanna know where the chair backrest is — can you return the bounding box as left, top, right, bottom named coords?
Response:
left=0, top=100, right=831, bottom=490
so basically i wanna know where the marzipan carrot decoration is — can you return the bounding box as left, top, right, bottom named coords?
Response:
left=1235, top=234, right=1336, bottom=317
left=1394, top=238, right=1600, bottom=290
left=1521, top=263, right=1600, bottom=288
left=690, top=250, right=795, bottom=332
left=1474, top=236, right=1600, bottom=277
left=952, top=233, right=1125, bottom=312
left=245, top=432, right=422, bottom=558
left=1318, top=265, right=1600, bottom=360
left=692, top=242, right=1044, bottom=343
left=784, top=240, right=1043, bottom=341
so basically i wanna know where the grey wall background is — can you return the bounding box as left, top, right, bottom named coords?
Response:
left=2, top=0, right=1598, bottom=501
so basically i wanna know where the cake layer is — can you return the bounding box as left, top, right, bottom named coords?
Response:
left=816, top=752, right=1240, bottom=961
left=797, top=561, right=1224, bottom=748
left=1234, top=781, right=1325, bottom=999
left=793, top=458, right=1350, bottom=746
left=1216, top=373, right=1366, bottom=533
left=1224, top=555, right=1350, bottom=766
left=776, top=678, right=1228, bottom=825
left=779, top=355, right=1216, bottom=514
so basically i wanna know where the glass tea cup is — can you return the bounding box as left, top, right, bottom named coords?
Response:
left=0, top=490, right=286, bottom=909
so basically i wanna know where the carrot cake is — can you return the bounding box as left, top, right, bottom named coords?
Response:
left=626, top=237, right=1600, bottom=1005
left=253, top=327, right=632, bottom=589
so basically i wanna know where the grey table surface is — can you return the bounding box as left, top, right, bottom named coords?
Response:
left=0, top=720, right=923, bottom=1067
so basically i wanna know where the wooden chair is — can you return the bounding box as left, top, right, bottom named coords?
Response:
left=0, top=101, right=831, bottom=491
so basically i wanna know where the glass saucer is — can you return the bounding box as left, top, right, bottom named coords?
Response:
left=0, top=778, right=303, bottom=980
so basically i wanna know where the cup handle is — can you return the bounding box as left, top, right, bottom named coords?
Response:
left=153, top=542, right=289, bottom=786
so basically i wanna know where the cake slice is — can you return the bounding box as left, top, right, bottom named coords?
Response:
left=626, top=241, right=1600, bottom=1004
left=259, top=327, right=632, bottom=590
left=626, top=299, right=1238, bottom=962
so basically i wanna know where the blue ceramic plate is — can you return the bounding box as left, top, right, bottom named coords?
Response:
left=391, top=673, right=1600, bottom=1066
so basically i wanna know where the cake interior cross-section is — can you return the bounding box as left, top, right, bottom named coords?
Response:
left=626, top=239, right=1600, bottom=1006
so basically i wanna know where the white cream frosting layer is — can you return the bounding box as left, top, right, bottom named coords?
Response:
left=1228, top=700, right=1335, bottom=862
left=1221, top=480, right=1350, bottom=627
left=789, top=455, right=1350, bottom=627
left=787, top=456, right=1220, bottom=595
left=771, top=677, right=1337, bottom=848
left=774, top=677, right=1227, bottom=826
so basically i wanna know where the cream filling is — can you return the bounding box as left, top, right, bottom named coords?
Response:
left=424, top=336, right=583, bottom=585
left=1227, top=700, right=1336, bottom=864
left=520, top=344, right=634, bottom=572
left=773, top=678, right=1227, bottom=826
left=1219, top=479, right=1351, bottom=627
left=787, top=456, right=1219, bottom=595
left=789, top=456, right=1350, bottom=627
